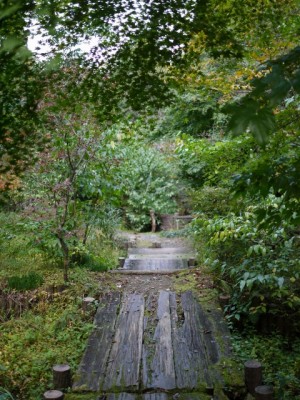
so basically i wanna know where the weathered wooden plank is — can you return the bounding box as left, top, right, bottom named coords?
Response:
left=170, top=291, right=224, bottom=390
left=143, top=291, right=176, bottom=390
left=169, top=292, right=210, bottom=390
left=73, top=293, right=121, bottom=392
left=208, top=309, right=233, bottom=358
left=103, top=294, right=145, bottom=391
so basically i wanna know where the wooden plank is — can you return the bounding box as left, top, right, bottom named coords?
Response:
left=103, top=294, right=144, bottom=391
left=209, top=309, right=233, bottom=357
left=143, top=291, right=176, bottom=390
left=73, top=292, right=121, bottom=392
left=170, top=291, right=222, bottom=390
left=169, top=292, right=210, bottom=390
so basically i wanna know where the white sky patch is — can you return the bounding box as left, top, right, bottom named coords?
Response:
left=27, top=19, right=100, bottom=59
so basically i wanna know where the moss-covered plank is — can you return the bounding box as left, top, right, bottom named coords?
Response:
left=73, top=292, right=121, bottom=392
left=169, top=292, right=213, bottom=390
left=143, top=291, right=176, bottom=390
left=103, top=294, right=145, bottom=391
left=170, top=290, right=244, bottom=393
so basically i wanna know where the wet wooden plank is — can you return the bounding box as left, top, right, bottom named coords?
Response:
left=73, top=292, right=121, bottom=391
left=103, top=294, right=145, bottom=391
left=143, top=291, right=176, bottom=390
left=170, top=291, right=222, bottom=390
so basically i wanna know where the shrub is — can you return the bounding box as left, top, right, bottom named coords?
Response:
left=189, top=186, right=242, bottom=217
left=192, top=196, right=300, bottom=330
left=117, top=145, right=179, bottom=231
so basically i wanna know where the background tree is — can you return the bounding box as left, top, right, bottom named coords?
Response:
left=23, top=108, right=120, bottom=281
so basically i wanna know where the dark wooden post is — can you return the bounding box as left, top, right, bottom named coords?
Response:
left=188, top=257, right=196, bottom=267
left=53, top=364, right=72, bottom=390
left=127, top=239, right=136, bottom=248
left=152, top=241, right=161, bottom=248
left=118, top=257, right=125, bottom=268
left=43, top=390, right=64, bottom=399
left=255, top=385, right=274, bottom=399
left=244, top=360, right=263, bottom=395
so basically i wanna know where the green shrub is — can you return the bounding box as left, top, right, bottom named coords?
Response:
left=7, top=273, right=44, bottom=291
left=192, top=196, right=300, bottom=329
left=175, top=134, right=255, bottom=188
left=117, top=145, right=179, bottom=231
left=189, top=186, right=242, bottom=217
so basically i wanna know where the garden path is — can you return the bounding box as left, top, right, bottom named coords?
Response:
left=70, top=234, right=244, bottom=400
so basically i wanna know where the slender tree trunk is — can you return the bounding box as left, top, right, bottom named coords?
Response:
left=150, top=210, right=156, bottom=233
left=83, top=223, right=90, bottom=245
left=57, top=234, right=70, bottom=283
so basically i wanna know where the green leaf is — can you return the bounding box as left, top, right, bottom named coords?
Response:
left=278, top=277, right=284, bottom=288
left=240, top=280, right=246, bottom=291
left=248, top=107, right=275, bottom=145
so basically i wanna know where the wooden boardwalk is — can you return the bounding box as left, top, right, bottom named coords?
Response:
left=71, top=245, right=244, bottom=400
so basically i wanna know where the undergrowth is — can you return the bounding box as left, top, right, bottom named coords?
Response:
left=0, top=268, right=116, bottom=400
left=231, top=330, right=300, bottom=399
left=0, top=211, right=120, bottom=399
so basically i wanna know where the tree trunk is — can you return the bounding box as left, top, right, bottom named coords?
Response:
left=82, top=223, right=90, bottom=245
left=57, top=234, right=70, bottom=283
left=150, top=210, right=156, bottom=233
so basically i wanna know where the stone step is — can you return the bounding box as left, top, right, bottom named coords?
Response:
left=128, top=247, right=192, bottom=255
left=128, top=254, right=194, bottom=260
left=123, top=258, right=188, bottom=271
